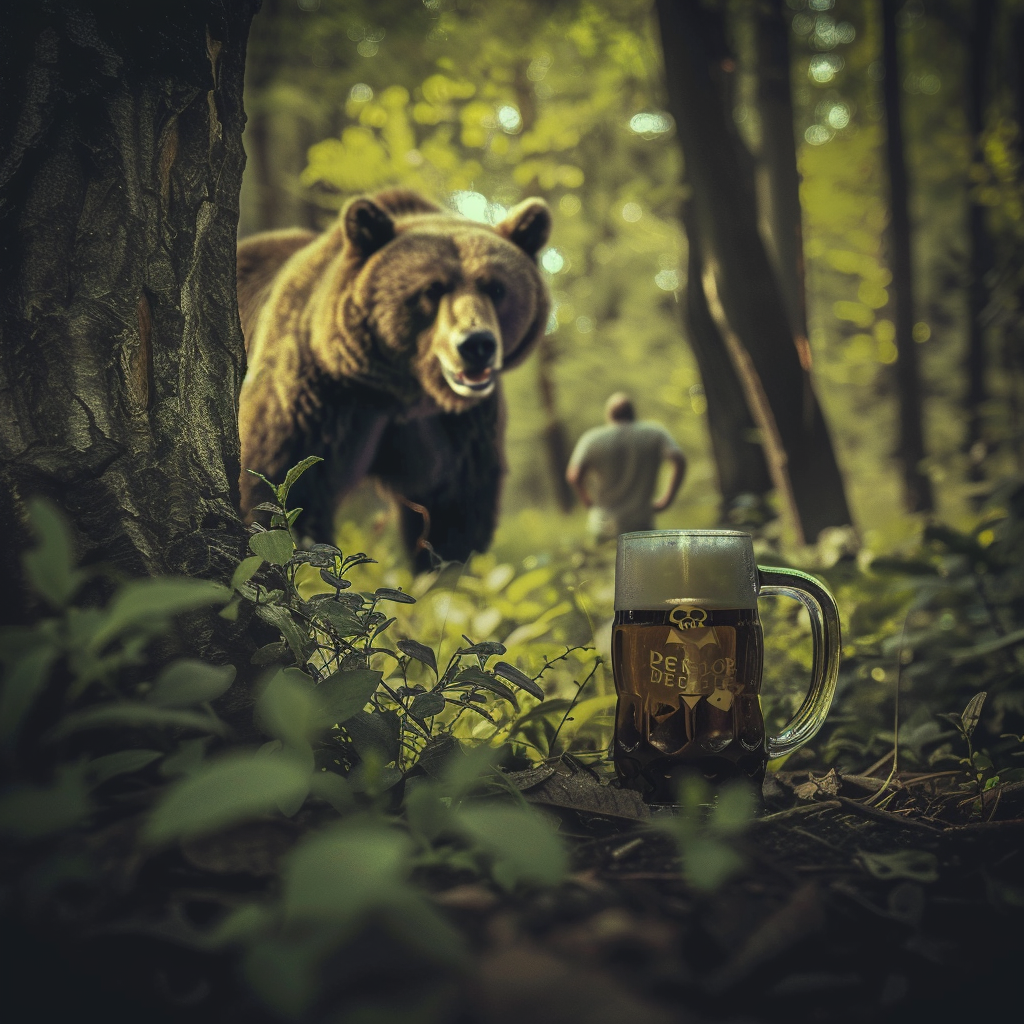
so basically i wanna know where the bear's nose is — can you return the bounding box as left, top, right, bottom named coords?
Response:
left=457, top=331, right=497, bottom=373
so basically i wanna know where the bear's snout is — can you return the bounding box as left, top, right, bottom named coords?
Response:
left=458, top=331, right=498, bottom=375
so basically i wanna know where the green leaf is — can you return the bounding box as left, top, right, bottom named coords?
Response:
left=254, top=602, right=310, bottom=662
left=283, top=819, right=412, bottom=927
left=231, top=555, right=264, bottom=591
left=308, top=771, right=355, bottom=814
left=88, top=578, right=231, bottom=652
left=374, top=587, right=416, bottom=604
left=278, top=455, right=324, bottom=505
left=87, top=749, right=163, bottom=785
left=314, top=600, right=365, bottom=637
left=0, top=767, right=91, bottom=839
left=245, top=468, right=279, bottom=500
left=344, top=710, right=400, bottom=763
left=858, top=849, right=939, bottom=883
left=142, top=751, right=311, bottom=846
left=459, top=639, right=507, bottom=658
left=251, top=641, right=289, bottom=666
left=506, top=698, right=574, bottom=738
left=23, top=498, right=85, bottom=608
left=160, top=737, right=211, bottom=778
left=548, top=693, right=617, bottom=745
left=505, top=566, right=553, bottom=603
left=249, top=530, right=295, bottom=566
left=409, top=691, right=446, bottom=718
left=492, top=661, right=544, bottom=699
left=450, top=666, right=519, bottom=709
left=0, top=646, right=57, bottom=746
left=314, top=668, right=384, bottom=726
left=961, top=691, right=987, bottom=738
left=48, top=703, right=226, bottom=741
left=454, top=804, right=567, bottom=889
left=147, top=659, right=236, bottom=708
left=256, top=668, right=318, bottom=747
left=438, top=741, right=500, bottom=797
left=397, top=639, right=438, bottom=674
left=682, top=837, right=746, bottom=892
left=709, top=781, right=757, bottom=836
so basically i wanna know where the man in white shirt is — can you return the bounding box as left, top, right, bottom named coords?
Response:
left=566, top=392, right=686, bottom=540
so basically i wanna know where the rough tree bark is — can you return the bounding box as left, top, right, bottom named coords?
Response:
left=655, top=0, right=852, bottom=544
left=880, top=0, right=934, bottom=512
left=0, top=0, right=259, bottom=628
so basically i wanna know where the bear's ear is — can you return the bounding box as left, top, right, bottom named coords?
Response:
left=497, top=198, right=551, bottom=258
left=343, top=197, right=396, bottom=258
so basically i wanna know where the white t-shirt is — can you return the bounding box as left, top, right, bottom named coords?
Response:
left=568, top=420, right=682, bottom=538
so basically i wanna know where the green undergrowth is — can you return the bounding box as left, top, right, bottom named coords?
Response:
left=2, top=464, right=1023, bottom=1019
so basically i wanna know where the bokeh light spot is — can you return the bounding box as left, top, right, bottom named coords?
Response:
left=876, top=338, right=898, bottom=364
left=827, top=103, right=850, bottom=129
left=655, top=269, right=680, bottom=291
left=559, top=194, right=582, bottom=216
left=450, top=191, right=489, bottom=222
left=541, top=248, right=565, bottom=274
left=874, top=319, right=896, bottom=344
left=629, top=112, right=673, bottom=136
left=349, top=83, right=373, bottom=103
left=575, top=316, right=594, bottom=334
left=497, top=105, right=522, bottom=133
left=808, top=54, right=843, bottom=83
left=913, top=321, right=931, bottom=343
left=622, top=202, right=642, bottom=222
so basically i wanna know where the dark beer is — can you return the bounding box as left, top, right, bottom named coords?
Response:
left=612, top=607, right=766, bottom=802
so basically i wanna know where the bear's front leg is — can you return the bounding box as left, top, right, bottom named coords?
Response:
left=374, top=400, right=504, bottom=572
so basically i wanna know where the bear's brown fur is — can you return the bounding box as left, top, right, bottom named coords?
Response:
left=237, top=188, right=551, bottom=567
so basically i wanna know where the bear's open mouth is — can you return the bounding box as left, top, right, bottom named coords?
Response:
left=443, top=364, right=496, bottom=396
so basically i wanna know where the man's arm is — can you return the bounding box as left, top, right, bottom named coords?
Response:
left=653, top=450, right=686, bottom=511
left=565, top=460, right=593, bottom=508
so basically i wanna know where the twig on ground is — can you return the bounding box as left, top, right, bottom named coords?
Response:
left=756, top=800, right=842, bottom=824
left=835, top=795, right=942, bottom=833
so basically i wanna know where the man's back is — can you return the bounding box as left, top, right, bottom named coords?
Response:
left=569, top=420, right=680, bottom=537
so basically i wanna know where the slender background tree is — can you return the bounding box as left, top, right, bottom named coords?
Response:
left=656, top=0, right=853, bottom=544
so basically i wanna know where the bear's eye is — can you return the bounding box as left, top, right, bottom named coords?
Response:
left=423, top=281, right=448, bottom=303
left=480, top=279, right=506, bottom=304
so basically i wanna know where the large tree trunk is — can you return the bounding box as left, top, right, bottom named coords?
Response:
left=682, top=201, right=773, bottom=515
left=655, top=0, right=852, bottom=545
left=880, top=0, right=934, bottom=512
left=0, top=0, right=258, bottom=627
left=964, top=0, right=996, bottom=482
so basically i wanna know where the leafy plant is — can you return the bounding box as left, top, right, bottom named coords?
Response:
left=649, top=776, right=757, bottom=893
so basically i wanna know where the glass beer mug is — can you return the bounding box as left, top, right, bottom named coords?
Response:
left=612, top=530, right=841, bottom=803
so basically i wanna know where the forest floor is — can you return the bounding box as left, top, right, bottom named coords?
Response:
left=6, top=755, right=1023, bottom=1024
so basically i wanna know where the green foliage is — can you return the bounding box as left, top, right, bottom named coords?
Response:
left=650, top=776, right=757, bottom=893
left=143, top=751, right=312, bottom=846
left=1, top=491, right=581, bottom=1019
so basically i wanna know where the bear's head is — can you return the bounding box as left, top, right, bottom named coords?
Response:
left=311, top=190, right=552, bottom=413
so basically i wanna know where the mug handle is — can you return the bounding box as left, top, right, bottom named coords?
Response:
left=757, top=566, right=842, bottom=761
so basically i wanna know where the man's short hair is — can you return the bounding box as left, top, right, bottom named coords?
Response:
left=605, top=392, right=635, bottom=423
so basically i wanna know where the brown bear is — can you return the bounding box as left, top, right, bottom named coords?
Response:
left=236, top=188, right=551, bottom=569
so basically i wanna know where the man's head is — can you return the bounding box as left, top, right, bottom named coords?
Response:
left=605, top=392, right=636, bottom=424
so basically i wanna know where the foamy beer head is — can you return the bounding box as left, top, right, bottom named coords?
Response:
left=615, top=530, right=759, bottom=610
